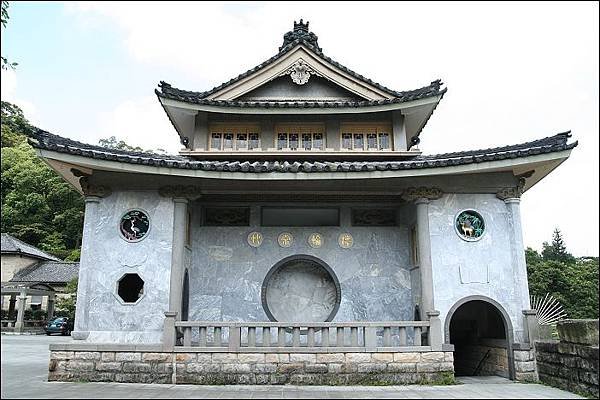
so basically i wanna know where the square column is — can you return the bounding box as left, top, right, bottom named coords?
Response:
left=14, top=289, right=27, bottom=333
left=169, top=197, right=189, bottom=319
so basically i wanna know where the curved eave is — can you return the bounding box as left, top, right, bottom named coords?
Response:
left=157, top=93, right=444, bottom=115
left=36, top=147, right=574, bottom=194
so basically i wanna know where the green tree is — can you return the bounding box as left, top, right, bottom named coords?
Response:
left=527, top=230, right=599, bottom=319
left=98, top=136, right=144, bottom=152
left=55, top=278, right=77, bottom=320
left=1, top=102, right=84, bottom=260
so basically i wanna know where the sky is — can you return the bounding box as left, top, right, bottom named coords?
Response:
left=1, top=1, right=598, bottom=256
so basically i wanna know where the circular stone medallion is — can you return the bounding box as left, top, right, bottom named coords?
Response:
left=262, top=257, right=340, bottom=322
left=338, top=233, right=354, bottom=249
left=455, top=209, right=485, bottom=241
left=119, top=209, right=150, bottom=242
left=277, top=232, right=293, bottom=248
left=247, top=231, right=263, bottom=248
left=307, top=233, right=323, bottom=248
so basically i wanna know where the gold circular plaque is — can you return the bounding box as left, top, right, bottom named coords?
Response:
left=277, top=232, right=293, bottom=248
left=308, top=233, right=323, bottom=248
left=338, top=233, right=353, bottom=249
left=247, top=231, right=263, bottom=248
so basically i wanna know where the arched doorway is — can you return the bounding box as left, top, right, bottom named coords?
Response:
left=446, top=296, right=515, bottom=380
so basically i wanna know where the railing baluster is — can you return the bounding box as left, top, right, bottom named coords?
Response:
left=248, top=326, right=256, bottom=347
left=262, top=327, right=270, bottom=347
left=183, top=327, right=191, bottom=347
left=322, top=327, right=329, bottom=347
left=199, top=327, right=207, bottom=347
left=307, top=327, right=315, bottom=347
left=278, top=327, right=285, bottom=347
left=214, top=326, right=222, bottom=347
left=399, top=326, right=407, bottom=346
left=336, top=327, right=344, bottom=347
left=350, top=327, right=358, bottom=347
left=292, top=327, right=301, bottom=347
left=414, top=327, right=422, bottom=346
left=383, top=326, right=391, bottom=346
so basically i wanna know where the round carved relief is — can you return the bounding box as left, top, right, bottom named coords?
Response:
left=247, top=231, right=263, bottom=248
left=307, top=233, right=323, bottom=248
left=119, top=209, right=150, bottom=242
left=338, top=233, right=354, bottom=249
left=277, top=232, right=293, bottom=248
left=262, top=256, right=340, bottom=322
left=455, top=209, right=485, bottom=241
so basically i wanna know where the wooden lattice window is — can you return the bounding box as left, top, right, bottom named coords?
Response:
left=340, top=123, right=392, bottom=151
left=210, top=123, right=260, bottom=151
left=275, top=123, right=325, bottom=150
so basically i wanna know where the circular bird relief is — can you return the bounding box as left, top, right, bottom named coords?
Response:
left=119, top=209, right=150, bottom=242
left=455, top=210, right=485, bottom=241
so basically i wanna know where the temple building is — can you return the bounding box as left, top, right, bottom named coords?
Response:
left=32, top=21, right=577, bottom=384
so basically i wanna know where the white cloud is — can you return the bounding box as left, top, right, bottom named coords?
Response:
left=0, top=69, right=38, bottom=124
left=93, top=96, right=182, bottom=154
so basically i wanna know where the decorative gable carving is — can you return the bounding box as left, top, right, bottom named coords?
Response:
left=286, top=59, right=315, bottom=85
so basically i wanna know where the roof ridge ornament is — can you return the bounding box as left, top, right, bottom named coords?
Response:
left=280, top=19, right=321, bottom=52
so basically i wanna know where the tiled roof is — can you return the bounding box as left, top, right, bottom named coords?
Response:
left=28, top=129, right=577, bottom=173
left=10, top=261, right=79, bottom=284
left=155, top=21, right=446, bottom=105
left=156, top=80, right=445, bottom=108
left=1, top=233, right=61, bottom=261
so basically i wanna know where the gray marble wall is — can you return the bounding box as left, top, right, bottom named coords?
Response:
left=74, top=190, right=173, bottom=343
left=189, top=205, right=414, bottom=323
left=428, top=193, right=530, bottom=343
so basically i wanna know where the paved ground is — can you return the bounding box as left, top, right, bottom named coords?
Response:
left=1, top=335, right=583, bottom=399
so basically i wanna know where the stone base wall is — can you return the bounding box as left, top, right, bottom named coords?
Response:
left=48, top=350, right=455, bottom=385
left=513, top=348, right=537, bottom=382
left=535, top=340, right=599, bottom=398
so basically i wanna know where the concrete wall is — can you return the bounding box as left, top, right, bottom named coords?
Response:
left=189, top=205, right=413, bottom=323
left=74, top=191, right=174, bottom=343
left=429, top=194, right=530, bottom=343
left=0, top=254, right=39, bottom=282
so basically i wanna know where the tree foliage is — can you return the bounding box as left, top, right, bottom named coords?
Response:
left=1, top=101, right=84, bottom=260
left=527, top=229, right=599, bottom=319
left=55, top=278, right=77, bottom=319
left=1, top=1, right=18, bottom=70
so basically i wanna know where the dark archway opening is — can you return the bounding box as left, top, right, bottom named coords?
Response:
left=449, top=300, right=510, bottom=378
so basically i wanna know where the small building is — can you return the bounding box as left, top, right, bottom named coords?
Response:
left=33, top=21, right=577, bottom=384
left=1, top=233, right=78, bottom=332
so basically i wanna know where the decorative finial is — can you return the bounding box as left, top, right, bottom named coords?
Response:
left=280, top=19, right=321, bottom=52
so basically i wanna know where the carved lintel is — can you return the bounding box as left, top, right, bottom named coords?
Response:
left=158, top=185, right=202, bottom=200
left=401, top=187, right=444, bottom=202
left=79, top=177, right=112, bottom=198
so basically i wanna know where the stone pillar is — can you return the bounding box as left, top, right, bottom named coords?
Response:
left=47, top=293, right=56, bottom=321
left=523, top=309, right=539, bottom=344
left=416, top=198, right=435, bottom=316
left=169, top=197, right=189, bottom=319
left=72, top=195, right=102, bottom=340
left=14, top=289, right=27, bottom=333
left=402, top=187, right=443, bottom=318
left=392, top=110, right=407, bottom=151
left=7, top=294, right=16, bottom=320
left=497, top=186, right=531, bottom=312
left=162, top=311, right=177, bottom=350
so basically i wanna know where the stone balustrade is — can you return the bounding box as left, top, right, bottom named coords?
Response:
left=173, top=320, right=438, bottom=352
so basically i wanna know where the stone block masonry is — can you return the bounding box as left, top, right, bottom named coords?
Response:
left=535, top=340, right=599, bottom=398
left=48, top=350, right=454, bottom=385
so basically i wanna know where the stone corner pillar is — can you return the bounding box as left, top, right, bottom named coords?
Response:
left=522, top=309, right=539, bottom=345
left=159, top=186, right=201, bottom=321
left=162, top=311, right=178, bottom=350
left=14, top=289, right=27, bottom=333
left=426, top=310, right=443, bottom=351
left=72, top=194, right=104, bottom=340
left=402, top=187, right=443, bottom=319
left=497, top=187, right=531, bottom=312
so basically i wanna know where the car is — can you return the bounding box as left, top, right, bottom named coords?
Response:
left=45, top=317, right=73, bottom=336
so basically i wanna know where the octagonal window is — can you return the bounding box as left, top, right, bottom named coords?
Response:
left=117, top=273, right=144, bottom=303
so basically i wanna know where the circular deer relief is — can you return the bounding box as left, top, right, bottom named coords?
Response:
left=119, top=209, right=150, bottom=242
left=455, top=210, right=485, bottom=241
left=262, top=256, right=340, bottom=322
